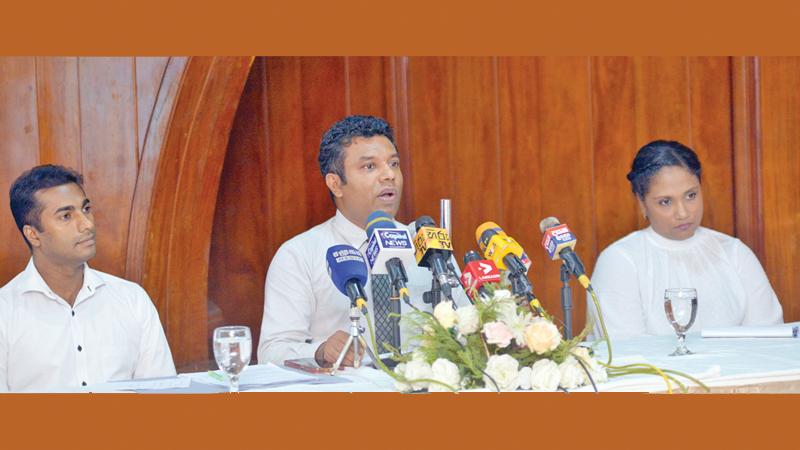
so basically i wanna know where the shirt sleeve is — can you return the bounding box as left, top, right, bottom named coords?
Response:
left=133, top=286, right=177, bottom=378
left=587, top=245, right=648, bottom=341
left=257, top=242, right=323, bottom=364
left=734, top=241, right=784, bottom=326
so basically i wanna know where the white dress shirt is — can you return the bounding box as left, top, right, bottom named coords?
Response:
left=258, top=210, right=468, bottom=365
left=0, top=259, right=176, bottom=392
left=587, top=226, right=784, bottom=341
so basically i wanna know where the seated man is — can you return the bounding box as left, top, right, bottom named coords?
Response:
left=258, top=115, right=465, bottom=367
left=0, top=165, right=176, bottom=392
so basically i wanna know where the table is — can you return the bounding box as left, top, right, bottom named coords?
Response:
left=85, top=330, right=800, bottom=393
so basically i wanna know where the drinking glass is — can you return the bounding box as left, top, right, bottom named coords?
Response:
left=213, top=326, right=252, bottom=392
left=664, top=288, right=698, bottom=356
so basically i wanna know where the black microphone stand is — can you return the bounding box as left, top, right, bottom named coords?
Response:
left=423, top=276, right=444, bottom=308
left=560, top=263, right=573, bottom=339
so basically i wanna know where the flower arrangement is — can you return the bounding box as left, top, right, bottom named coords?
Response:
left=369, top=285, right=705, bottom=393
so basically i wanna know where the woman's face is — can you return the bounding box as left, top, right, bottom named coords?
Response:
left=638, top=165, right=703, bottom=241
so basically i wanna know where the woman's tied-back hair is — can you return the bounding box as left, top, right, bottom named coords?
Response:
left=627, top=140, right=702, bottom=199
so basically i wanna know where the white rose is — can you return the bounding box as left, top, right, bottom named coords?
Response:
left=433, top=301, right=457, bottom=329
left=558, top=356, right=584, bottom=390
left=523, top=318, right=562, bottom=354
left=497, top=302, right=533, bottom=347
left=571, top=347, right=608, bottom=385
left=393, top=362, right=412, bottom=393
left=483, top=354, right=520, bottom=391
left=411, top=349, right=426, bottom=362
left=529, top=359, right=560, bottom=391
left=455, top=305, right=480, bottom=335
left=571, top=346, right=591, bottom=361
left=517, top=366, right=532, bottom=390
left=403, top=359, right=433, bottom=391
left=492, top=289, right=513, bottom=300
left=428, top=358, right=461, bottom=392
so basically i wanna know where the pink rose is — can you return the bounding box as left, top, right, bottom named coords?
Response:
left=482, top=321, right=514, bottom=348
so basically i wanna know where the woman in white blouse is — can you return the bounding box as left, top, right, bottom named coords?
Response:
left=588, top=140, right=783, bottom=341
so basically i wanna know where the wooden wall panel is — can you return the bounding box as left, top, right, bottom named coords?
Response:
left=35, top=57, right=81, bottom=169
left=407, top=57, right=453, bottom=227
left=759, top=57, right=800, bottom=323
left=496, top=57, right=544, bottom=253
left=134, top=57, right=170, bottom=161
left=591, top=57, right=640, bottom=253
left=78, top=57, right=138, bottom=277
left=209, top=59, right=272, bottom=359
left=688, top=57, right=735, bottom=235
left=534, top=57, right=595, bottom=329
left=0, top=57, right=39, bottom=281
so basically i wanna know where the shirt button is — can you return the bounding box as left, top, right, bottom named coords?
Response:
left=72, top=310, right=75, bottom=317
left=77, top=345, right=82, bottom=352
left=82, top=381, right=87, bottom=386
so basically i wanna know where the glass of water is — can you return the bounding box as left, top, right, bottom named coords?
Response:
left=664, top=288, right=698, bottom=356
left=213, top=326, right=252, bottom=392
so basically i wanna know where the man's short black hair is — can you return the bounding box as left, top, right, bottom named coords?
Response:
left=9, top=164, right=85, bottom=249
left=318, top=115, right=397, bottom=184
left=627, top=140, right=702, bottom=199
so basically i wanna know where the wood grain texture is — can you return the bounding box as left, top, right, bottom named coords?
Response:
left=0, top=57, right=39, bottom=282
left=209, top=58, right=271, bottom=361
left=688, top=57, right=735, bottom=235
left=134, top=57, right=170, bottom=163
left=137, top=56, right=253, bottom=369
left=731, top=57, right=765, bottom=261
left=35, top=57, right=81, bottom=169
left=533, top=56, right=595, bottom=331
left=758, top=57, right=800, bottom=323
left=591, top=57, right=640, bottom=253
left=78, top=57, right=138, bottom=278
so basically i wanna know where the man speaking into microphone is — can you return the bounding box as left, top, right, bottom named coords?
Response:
left=257, top=115, right=466, bottom=368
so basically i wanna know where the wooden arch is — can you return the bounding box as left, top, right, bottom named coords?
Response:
left=125, top=56, right=254, bottom=369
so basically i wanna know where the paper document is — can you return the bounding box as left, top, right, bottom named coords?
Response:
left=90, top=377, right=192, bottom=392
left=701, top=324, right=799, bottom=338
left=182, top=363, right=324, bottom=390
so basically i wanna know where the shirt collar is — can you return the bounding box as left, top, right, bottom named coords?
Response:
left=332, top=209, right=370, bottom=249
left=18, top=258, right=106, bottom=298
left=643, top=225, right=706, bottom=250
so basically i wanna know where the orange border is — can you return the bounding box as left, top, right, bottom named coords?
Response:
left=0, top=392, right=797, bottom=448
left=1, top=0, right=800, bottom=55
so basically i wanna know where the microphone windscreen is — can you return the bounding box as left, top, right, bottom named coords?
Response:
left=366, top=210, right=395, bottom=237
left=538, top=216, right=561, bottom=233
left=326, top=245, right=368, bottom=296
left=463, top=250, right=481, bottom=265
left=414, top=215, right=437, bottom=231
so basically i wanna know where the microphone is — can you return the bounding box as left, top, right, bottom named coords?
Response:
left=475, top=222, right=532, bottom=278
left=364, top=211, right=416, bottom=304
left=326, top=244, right=369, bottom=310
left=413, top=215, right=455, bottom=301
left=461, top=250, right=501, bottom=302
left=475, top=222, right=542, bottom=312
left=538, top=217, right=591, bottom=290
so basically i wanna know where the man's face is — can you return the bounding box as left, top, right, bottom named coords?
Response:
left=25, top=183, right=96, bottom=265
left=327, top=135, right=403, bottom=228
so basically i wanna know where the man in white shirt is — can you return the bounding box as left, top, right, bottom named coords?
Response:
left=258, top=115, right=465, bottom=367
left=0, top=165, right=176, bottom=392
